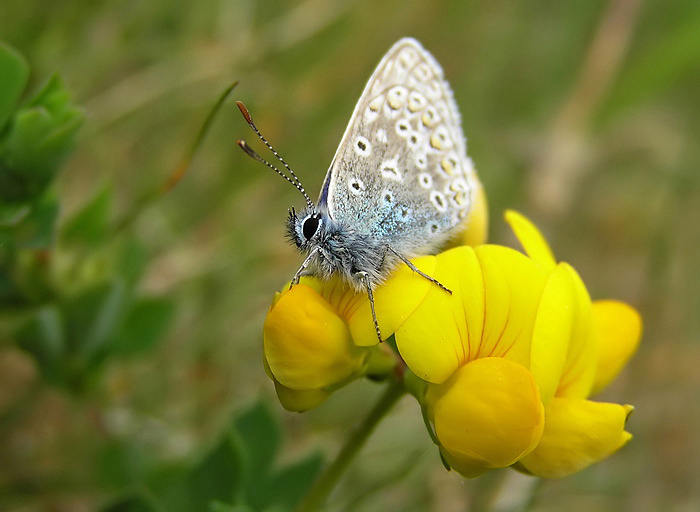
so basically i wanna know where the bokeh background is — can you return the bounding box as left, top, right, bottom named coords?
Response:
left=1, top=0, right=699, bottom=510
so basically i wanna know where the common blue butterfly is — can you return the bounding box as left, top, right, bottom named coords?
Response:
left=238, top=38, right=480, bottom=342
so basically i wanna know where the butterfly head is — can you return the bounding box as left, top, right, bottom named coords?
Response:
left=287, top=206, right=328, bottom=250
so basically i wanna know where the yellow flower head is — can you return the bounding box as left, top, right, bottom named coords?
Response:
left=394, top=211, right=641, bottom=477
left=262, top=209, right=641, bottom=478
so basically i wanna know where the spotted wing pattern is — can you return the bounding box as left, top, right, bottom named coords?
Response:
left=319, top=38, right=479, bottom=256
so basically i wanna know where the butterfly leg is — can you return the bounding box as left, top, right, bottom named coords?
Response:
left=290, top=247, right=320, bottom=289
left=388, top=246, right=452, bottom=294
left=357, top=271, right=383, bottom=343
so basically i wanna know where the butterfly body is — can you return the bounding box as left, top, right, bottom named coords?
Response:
left=288, top=205, right=389, bottom=292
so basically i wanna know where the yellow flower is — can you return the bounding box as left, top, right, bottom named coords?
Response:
left=262, top=205, right=641, bottom=479
left=504, top=211, right=642, bottom=478
left=262, top=259, right=436, bottom=411
left=392, top=211, right=641, bottom=478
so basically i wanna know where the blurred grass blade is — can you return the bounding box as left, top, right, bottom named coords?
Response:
left=605, top=5, right=700, bottom=114
left=113, top=80, right=239, bottom=234
left=61, top=184, right=112, bottom=247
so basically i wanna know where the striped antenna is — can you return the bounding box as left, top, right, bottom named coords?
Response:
left=236, top=101, right=314, bottom=210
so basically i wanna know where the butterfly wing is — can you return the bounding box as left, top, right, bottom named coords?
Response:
left=319, top=37, right=479, bottom=256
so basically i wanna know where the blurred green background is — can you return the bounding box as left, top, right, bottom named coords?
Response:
left=1, top=0, right=699, bottom=510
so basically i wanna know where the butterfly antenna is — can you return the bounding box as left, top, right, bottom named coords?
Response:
left=237, top=140, right=314, bottom=210
left=236, top=101, right=314, bottom=210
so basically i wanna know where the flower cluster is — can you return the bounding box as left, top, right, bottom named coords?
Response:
left=262, top=207, right=641, bottom=478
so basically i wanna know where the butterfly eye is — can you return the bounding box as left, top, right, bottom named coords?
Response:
left=302, top=216, right=320, bottom=240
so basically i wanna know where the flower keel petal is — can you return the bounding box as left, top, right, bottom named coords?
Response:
left=263, top=284, right=366, bottom=390
left=518, top=398, right=633, bottom=478
left=426, top=358, right=544, bottom=477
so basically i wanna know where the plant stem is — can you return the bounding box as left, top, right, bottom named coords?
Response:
left=295, top=379, right=405, bottom=512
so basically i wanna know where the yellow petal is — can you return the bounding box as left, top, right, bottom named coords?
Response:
left=530, top=264, right=576, bottom=405
left=475, top=245, right=548, bottom=368
left=395, top=245, right=548, bottom=384
left=554, top=265, right=597, bottom=398
left=347, top=256, right=437, bottom=346
left=273, top=380, right=331, bottom=412
left=263, top=284, right=367, bottom=390
left=504, top=210, right=556, bottom=271
left=425, top=358, right=544, bottom=478
left=518, top=398, right=633, bottom=478
left=591, top=300, right=642, bottom=395
left=395, top=247, right=482, bottom=383
left=458, top=180, right=489, bottom=247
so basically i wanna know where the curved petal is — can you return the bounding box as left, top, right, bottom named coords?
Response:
left=425, top=358, right=544, bottom=478
left=396, top=245, right=548, bottom=384
left=475, top=245, right=548, bottom=368
left=263, top=284, right=367, bottom=390
left=518, top=398, right=633, bottom=478
left=347, top=256, right=437, bottom=346
left=504, top=210, right=556, bottom=271
left=273, top=380, right=332, bottom=412
left=530, top=264, right=576, bottom=405
left=555, top=264, right=597, bottom=398
left=591, top=300, right=642, bottom=395
left=395, top=247, right=482, bottom=383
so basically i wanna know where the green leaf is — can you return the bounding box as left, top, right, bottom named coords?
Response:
left=2, top=107, right=55, bottom=179
left=9, top=190, right=59, bottom=249
left=0, top=41, right=29, bottom=130
left=262, top=453, right=323, bottom=510
left=98, top=438, right=154, bottom=489
left=15, top=306, right=66, bottom=381
left=209, top=502, right=255, bottom=512
left=110, top=296, right=175, bottom=355
left=116, top=237, right=149, bottom=286
left=61, top=185, right=112, bottom=247
left=0, top=74, right=83, bottom=201
left=100, top=492, right=161, bottom=512
left=157, top=431, right=244, bottom=512
left=0, top=201, right=31, bottom=227
left=97, top=400, right=319, bottom=512
left=62, top=279, right=129, bottom=361
left=234, top=401, right=281, bottom=487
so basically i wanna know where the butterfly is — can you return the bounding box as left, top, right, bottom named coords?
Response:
left=237, top=37, right=480, bottom=342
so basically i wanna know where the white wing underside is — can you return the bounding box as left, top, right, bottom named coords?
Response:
left=319, top=37, right=479, bottom=256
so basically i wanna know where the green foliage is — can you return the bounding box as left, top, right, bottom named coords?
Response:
left=0, top=74, right=84, bottom=203
left=0, top=42, right=29, bottom=129
left=61, top=184, right=112, bottom=247
left=0, top=41, right=83, bottom=308
left=14, top=277, right=175, bottom=391
left=100, top=402, right=323, bottom=512
left=0, top=38, right=320, bottom=512
left=0, top=41, right=175, bottom=393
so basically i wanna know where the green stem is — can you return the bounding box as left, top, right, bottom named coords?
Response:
left=295, top=379, right=405, bottom=512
